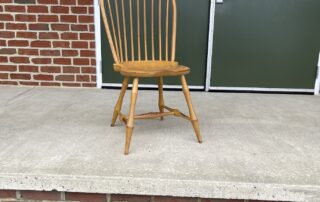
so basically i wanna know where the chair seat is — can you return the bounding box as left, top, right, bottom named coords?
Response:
left=113, top=61, right=190, bottom=77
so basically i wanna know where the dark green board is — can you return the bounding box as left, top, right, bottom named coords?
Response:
left=211, top=0, right=320, bottom=89
left=101, top=0, right=210, bottom=86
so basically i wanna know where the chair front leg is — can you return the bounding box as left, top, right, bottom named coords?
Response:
left=111, top=77, right=129, bottom=127
left=125, top=78, right=139, bottom=155
left=180, top=75, right=203, bottom=143
left=158, top=77, right=165, bottom=120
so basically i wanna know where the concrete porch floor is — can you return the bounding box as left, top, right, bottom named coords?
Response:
left=0, top=86, right=320, bottom=201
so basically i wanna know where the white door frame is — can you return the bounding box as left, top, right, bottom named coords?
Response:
left=94, top=0, right=102, bottom=89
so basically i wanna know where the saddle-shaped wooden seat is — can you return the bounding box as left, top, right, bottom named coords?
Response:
left=114, top=61, right=190, bottom=77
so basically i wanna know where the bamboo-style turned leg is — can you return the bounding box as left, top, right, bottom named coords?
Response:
left=158, top=77, right=165, bottom=120
left=180, top=75, right=203, bottom=143
left=111, top=77, right=129, bottom=127
left=125, top=78, right=139, bottom=155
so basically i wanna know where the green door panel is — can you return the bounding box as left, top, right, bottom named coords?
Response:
left=101, top=0, right=210, bottom=86
left=211, top=0, right=320, bottom=89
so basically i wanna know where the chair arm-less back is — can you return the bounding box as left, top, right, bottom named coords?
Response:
left=100, top=0, right=177, bottom=64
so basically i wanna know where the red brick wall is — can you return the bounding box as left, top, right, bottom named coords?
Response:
left=0, top=0, right=97, bottom=88
left=0, top=190, right=272, bottom=202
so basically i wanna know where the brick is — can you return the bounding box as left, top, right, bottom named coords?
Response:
left=76, top=75, right=90, bottom=82
left=51, top=6, right=69, bottom=13
left=60, top=0, right=76, bottom=5
left=0, top=22, right=4, bottom=29
left=20, top=81, right=39, bottom=86
left=62, top=50, right=78, bottom=57
left=111, top=194, right=151, bottom=202
left=0, top=48, right=16, bottom=55
left=10, top=57, right=30, bottom=64
left=0, top=40, right=6, bottom=46
left=8, top=40, right=28, bottom=47
left=80, top=50, right=95, bottom=57
left=88, top=7, right=94, bottom=14
left=41, top=66, right=61, bottom=73
left=40, top=50, right=60, bottom=56
left=27, top=5, right=48, bottom=13
left=78, top=0, right=93, bottom=5
left=5, top=5, right=26, bottom=12
left=0, top=190, right=16, bottom=198
left=0, top=0, right=12, bottom=2
left=60, top=15, right=77, bottom=23
left=14, top=0, right=35, bottom=3
left=19, top=65, right=38, bottom=72
left=15, top=14, right=36, bottom=22
left=71, top=24, right=88, bottom=31
left=20, top=191, right=60, bottom=201
left=38, top=15, right=59, bottom=22
left=61, top=32, right=78, bottom=40
left=38, top=0, right=58, bottom=4
left=81, top=67, right=96, bottom=74
left=63, top=66, right=80, bottom=73
left=63, top=192, right=106, bottom=202
left=31, top=40, right=51, bottom=48
left=154, top=196, right=198, bottom=202
left=63, top=82, right=81, bottom=87
left=89, top=24, right=94, bottom=31
left=72, top=41, right=88, bottom=49
left=10, top=73, right=30, bottom=80
left=41, top=82, right=61, bottom=86
left=91, top=58, right=96, bottom=65
left=90, top=42, right=95, bottom=49
left=39, top=32, right=59, bottom=39
left=6, top=23, right=27, bottom=30
left=29, top=23, right=49, bottom=30
left=18, top=49, right=39, bottom=56
left=0, top=56, right=8, bottom=63
left=80, top=33, right=95, bottom=40
left=71, top=7, right=87, bottom=14
left=0, top=65, right=17, bottom=72
left=55, top=75, right=74, bottom=81
left=32, top=58, right=51, bottom=64
left=53, top=41, right=70, bottom=48
left=17, top=32, right=37, bottom=39
left=82, top=83, right=96, bottom=87
left=0, top=14, right=14, bottom=21
left=33, top=74, right=54, bottom=81
left=0, top=31, right=14, bottom=38
left=0, top=81, right=18, bottom=85
left=0, top=73, right=9, bottom=79
left=91, top=75, right=96, bottom=82
left=73, top=58, right=90, bottom=65
left=51, top=24, right=69, bottom=31
left=79, top=15, right=94, bottom=23
left=54, top=58, right=71, bottom=65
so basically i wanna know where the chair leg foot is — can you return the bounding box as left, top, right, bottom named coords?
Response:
left=191, top=120, right=202, bottom=143
left=125, top=126, right=134, bottom=155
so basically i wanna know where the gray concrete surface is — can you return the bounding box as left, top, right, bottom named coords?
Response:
left=0, top=86, right=320, bottom=201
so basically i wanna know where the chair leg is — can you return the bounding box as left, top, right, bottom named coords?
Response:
left=180, top=75, right=203, bottom=143
left=158, top=77, right=165, bottom=120
left=111, top=77, right=129, bottom=127
left=125, top=78, right=139, bottom=155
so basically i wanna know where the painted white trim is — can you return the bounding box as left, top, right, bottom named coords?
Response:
left=102, top=83, right=204, bottom=90
left=314, top=52, right=320, bottom=95
left=210, top=87, right=314, bottom=93
left=205, top=0, right=216, bottom=92
left=94, top=0, right=103, bottom=89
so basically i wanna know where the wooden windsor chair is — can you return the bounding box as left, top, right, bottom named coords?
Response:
left=100, top=0, right=202, bottom=154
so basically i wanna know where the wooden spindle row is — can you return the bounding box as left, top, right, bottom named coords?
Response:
left=101, top=0, right=177, bottom=63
